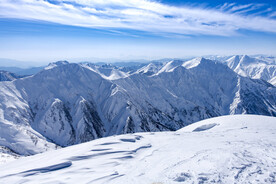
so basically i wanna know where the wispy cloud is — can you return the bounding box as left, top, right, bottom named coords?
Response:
left=0, top=0, right=276, bottom=36
left=219, top=3, right=272, bottom=15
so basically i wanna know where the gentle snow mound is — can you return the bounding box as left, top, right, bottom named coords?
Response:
left=178, top=114, right=275, bottom=132
left=0, top=115, right=275, bottom=184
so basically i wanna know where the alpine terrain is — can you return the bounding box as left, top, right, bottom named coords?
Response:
left=0, top=57, right=275, bottom=164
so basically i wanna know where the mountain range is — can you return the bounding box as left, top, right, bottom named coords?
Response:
left=0, top=55, right=275, bottom=163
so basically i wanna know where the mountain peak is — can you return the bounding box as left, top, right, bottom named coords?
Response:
left=232, top=55, right=241, bottom=60
left=182, top=57, right=207, bottom=69
left=49, top=60, right=69, bottom=66
left=239, top=55, right=260, bottom=66
left=45, top=61, right=69, bottom=70
left=240, top=55, right=250, bottom=62
left=241, top=54, right=249, bottom=59
left=0, top=70, right=19, bottom=81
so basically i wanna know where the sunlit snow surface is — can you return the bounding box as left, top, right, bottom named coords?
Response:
left=0, top=147, right=20, bottom=165
left=0, top=115, right=276, bottom=184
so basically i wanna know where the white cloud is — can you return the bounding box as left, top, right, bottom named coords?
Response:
left=0, top=0, right=276, bottom=36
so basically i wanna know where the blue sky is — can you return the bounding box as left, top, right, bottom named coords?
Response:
left=0, top=0, right=276, bottom=63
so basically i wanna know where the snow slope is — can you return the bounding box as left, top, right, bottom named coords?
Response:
left=269, top=76, right=276, bottom=86
left=182, top=57, right=202, bottom=69
left=134, top=62, right=164, bottom=76
left=0, top=147, right=20, bottom=165
left=155, top=60, right=184, bottom=74
left=0, top=115, right=275, bottom=184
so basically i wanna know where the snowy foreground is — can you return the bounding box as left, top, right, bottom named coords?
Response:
left=0, top=115, right=275, bottom=184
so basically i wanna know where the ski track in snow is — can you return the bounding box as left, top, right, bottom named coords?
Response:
left=0, top=115, right=275, bottom=184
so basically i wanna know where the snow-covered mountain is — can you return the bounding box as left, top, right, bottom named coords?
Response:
left=134, top=62, right=164, bottom=75
left=0, top=70, right=21, bottom=81
left=134, top=59, right=192, bottom=76
left=254, top=55, right=276, bottom=64
left=222, top=55, right=276, bottom=85
left=203, top=55, right=232, bottom=62
left=0, top=58, right=276, bottom=163
left=81, top=63, right=130, bottom=80
left=0, top=115, right=275, bottom=183
left=44, top=60, right=70, bottom=70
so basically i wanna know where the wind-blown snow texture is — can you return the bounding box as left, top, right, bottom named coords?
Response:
left=0, top=56, right=275, bottom=163
left=0, top=115, right=275, bottom=183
